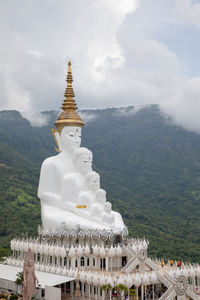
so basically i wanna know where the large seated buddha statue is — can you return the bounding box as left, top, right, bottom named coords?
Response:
left=38, top=61, right=125, bottom=234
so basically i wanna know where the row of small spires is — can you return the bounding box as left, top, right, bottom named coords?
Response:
left=6, top=257, right=200, bottom=287
left=11, top=238, right=149, bottom=257
left=129, top=239, right=149, bottom=250
left=11, top=240, right=125, bottom=258
left=7, top=257, right=157, bottom=286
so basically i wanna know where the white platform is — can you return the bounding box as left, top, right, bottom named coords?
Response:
left=0, top=264, right=74, bottom=289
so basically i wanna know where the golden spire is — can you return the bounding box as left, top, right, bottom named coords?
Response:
left=54, top=60, right=84, bottom=133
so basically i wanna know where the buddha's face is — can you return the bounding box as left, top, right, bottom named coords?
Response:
left=88, top=174, right=100, bottom=191
left=60, top=126, right=81, bottom=153
left=75, top=152, right=93, bottom=175
left=96, top=190, right=106, bottom=204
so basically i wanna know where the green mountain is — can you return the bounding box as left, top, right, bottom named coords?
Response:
left=1, top=105, right=200, bottom=262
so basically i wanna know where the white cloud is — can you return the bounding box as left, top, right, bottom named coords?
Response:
left=0, top=0, right=138, bottom=113
left=29, top=50, right=44, bottom=59
left=114, top=105, right=145, bottom=117
left=161, top=76, right=200, bottom=134
left=0, top=0, right=200, bottom=134
left=3, top=67, right=48, bottom=127
left=79, top=111, right=97, bottom=124
left=175, top=0, right=200, bottom=29
left=23, top=110, right=49, bottom=127
left=4, top=66, right=31, bottom=112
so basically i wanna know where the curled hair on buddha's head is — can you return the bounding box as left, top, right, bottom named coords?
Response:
left=72, top=147, right=93, bottom=165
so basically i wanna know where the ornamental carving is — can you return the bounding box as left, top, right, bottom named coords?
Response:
left=122, top=228, right=128, bottom=241
left=137, top=248, right=147, bottom=263
left=93, top=230, right=100, bottom=241
left=174, top=275, right=189, bottom=296
left=63, top=231, right=69, bottom=239
left=55, top=230, right=61, bottom=237
left=47, top=229, right=53, bottom=237
left=101, top=230, right=109, bottom=241
left=78, top=230, right=85, bottom=240
left=109, top=230, right=115, bottom=241
left=86, top=230, right=92, bottom=240
left=70, top=230, right=77, bottom=240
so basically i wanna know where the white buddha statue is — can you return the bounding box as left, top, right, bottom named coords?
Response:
left=101, top=202, right=115, bottom=225
left=37, top=60, right=126, bottom=234
left=76, top=171, right=100, bottom=213
left=91, top=189, right=107, bottom=219
left=61, top=147, right=93, bottom=210
left=38, top=126, right=82, bottom=207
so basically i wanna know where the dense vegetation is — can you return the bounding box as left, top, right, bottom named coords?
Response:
left=0, top=106, right=200, bottom=262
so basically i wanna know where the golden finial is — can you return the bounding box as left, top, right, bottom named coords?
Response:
left=54, top=60, right=84, bottom=134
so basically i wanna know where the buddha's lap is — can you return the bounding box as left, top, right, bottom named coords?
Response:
left=41, top=204, right=125, bottom=233
left=42, top=205, right=100, bottom=225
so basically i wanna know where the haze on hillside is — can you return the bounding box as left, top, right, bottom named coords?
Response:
left=0, top=0, right=200, bottom=134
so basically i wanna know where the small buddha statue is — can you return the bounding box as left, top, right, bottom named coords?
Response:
left=91, top=189, right=106, bottom=219
left=101, top=202, right=115, bottom=225
left=76, top=171, right=100, bottom=213
left=61, top=147, right=93, bottom=210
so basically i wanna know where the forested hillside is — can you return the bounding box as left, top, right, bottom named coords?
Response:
left=1, top=105, right=200, bottom=262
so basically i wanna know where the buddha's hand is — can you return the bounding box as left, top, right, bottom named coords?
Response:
left=62, top=201, right=75, bottom=212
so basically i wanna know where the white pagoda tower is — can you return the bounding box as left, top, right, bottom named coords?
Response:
left=2, top=61, right=200, bottom=300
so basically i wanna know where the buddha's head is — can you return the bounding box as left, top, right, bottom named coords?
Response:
left=55, top=126, right=81, bottom=153
left=61, top=126, right=81, bottom=152
left=104, top=202, right=112, bottom=213
left=73, top=147, right=93, bottom=175
left=86, top=171, right=100, bottom=191
left=96, top=189, right=106, bottom=205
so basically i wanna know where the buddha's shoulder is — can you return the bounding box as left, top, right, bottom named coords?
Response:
left=41, top=155, right=60, bottom=169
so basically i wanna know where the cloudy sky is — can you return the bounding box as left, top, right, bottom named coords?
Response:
left=0, top=0, right=200, bottom=132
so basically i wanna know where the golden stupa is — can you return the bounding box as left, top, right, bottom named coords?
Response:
left=54, top=60, right=84, bottom=133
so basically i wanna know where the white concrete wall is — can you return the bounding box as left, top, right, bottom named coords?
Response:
left=0, top=279, right=17, bottom=292
left=45, top=285, right=61, bottom=300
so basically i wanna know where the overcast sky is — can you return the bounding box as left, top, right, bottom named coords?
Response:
left=0, top=0, right=200, bottom=132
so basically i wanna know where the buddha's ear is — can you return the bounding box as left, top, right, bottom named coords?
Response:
left=51, top=129, right=62, bottom=152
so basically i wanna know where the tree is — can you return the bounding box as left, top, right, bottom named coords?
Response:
left=129, top=288, right=137, bottom=300
left=114, top=284, right=128, bottom=300
left=15, top=271, right=24, bottom=294
left=102, top=284, right=113, bottom=300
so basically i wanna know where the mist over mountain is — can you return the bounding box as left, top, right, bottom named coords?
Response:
left=1, top=105, right=200, bottom=261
